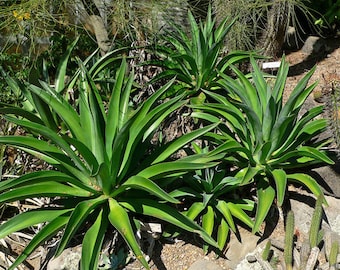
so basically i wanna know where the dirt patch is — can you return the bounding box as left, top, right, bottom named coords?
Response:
left=285, top=37, right=340, bottom=99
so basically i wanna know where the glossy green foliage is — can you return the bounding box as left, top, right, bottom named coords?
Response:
left=191, top=56, right=334, bottom=233
left=171, top=159, right=255, bottom=251
left=0, top=44, right=221, bottom=269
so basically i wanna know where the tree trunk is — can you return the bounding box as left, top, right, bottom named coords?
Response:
left=69, top=0, right=111, bottom=55
left=256, top=0, right=289, bottom=58
left=87, top=15, right=111, bottom=55
left=212, top=0, right=259, bottom=52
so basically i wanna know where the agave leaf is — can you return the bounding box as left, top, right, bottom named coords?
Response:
left=202, top=205, right=214, bottom=253
left=274, top=107, right=325, bottom=155
left=190, top=111, right=220, bottom=123
left=115, top=79, right=177, bottom=178
left=78, top=63, right=107, bottom=164
left=253, top=178, right=275, bottom=233
left=262, top=96, right=277, bottom=142
left=217, top=217, right=230, bottom=250
left=297, top=146, right=334, bottom=164
left=296, top=119, right=327, bottom=138
left=77, top=76, right=97, bottom=140
left=207, top=140, right=248, bottom=158
left=287, top=173, right=327, bottom=205
left=117, top=97, right=186, bottom=179
left=170, top=186, right=201, bottom=199
left=293, top=82, right=318, bottom=111
left=32, top=92, right=56, bottom=130
left=202, top=206, right=214, bottom=237
left=202, top=89, right=231, bottom=106
left=235, top=165, right=262, bottom=186
left=64, top=137, right=99, bottom=174
left=270, top=114, right=296, bottom=152
left=27, top=84, right=84, bottom=142
left=0, top=182, right=93, bottom=204
left=237, top=103, right=263, bottom=146
left=228, top=201, right=254, bottom=230
left=213, top=176, right=242, bottom=194
left=0, top=67, right=35, bottom=111
left=142, top=97, right=186, bottom=141
left=151, top=122, right=219, bottom=164
left=250, top=57, right=267, bottom=113
left=121, top=198, right=219, bottom=249
left=55, top=196, right=107, bottom=257
left=139, top=78, right=177, bottom=119
left=0, top=209, right=71, bottom=239
left=271, top=57, right=289, bottom=102
left=280, top=65, right=316, bottom=118
left=137, top=161, right=218, bottom=180
left=0, top=135, right=67, bottom=164
left=295, top=105, right=325, bottom=129
left=270, top=146, right=334, bottom=166
left=257, top=141, right=273, bottom=164
left=0, top=170, right=93, bottom=192
left=271, top=169, right=287, bottom=206
left=4, top=116, right=87, bottom=172
left=105, top=58, right=128, bottom=155
left=119, top=71, right=134, bottom=130
left=55, top=37, right=79, bottom=93
left=192, top=103, right=246, bottom=136
left=215, top=14, right=235, bottom=42
left=108, top=198, right=149, bottom=269
left=185, top=202, right=205, bottom=220
left=229, top=65, right=262, bottom=118
left=95, top=162, right=111, bottom=195
left=117, top=175, right=179, bottom=204
left=218, top=51, right=255, bottom=73
left=81, top=208, right=108, bottom=270
left=89, top=48, right=126, bottom=77
left=216, top=200, right=237, bottom=232
left=0, top=106, right=44, bottom=124
left=109, top=119, right=134, bottom=185
left=8, top=214, right=69, bottom=270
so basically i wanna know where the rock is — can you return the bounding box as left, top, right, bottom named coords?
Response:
left=289, top=191, right=340, bottom=237
left=301, top=36, right=326, bottom=55
left=224, top=227, right=261, bottom=269
left=234, top=250, right=263, bottom=270
left=188, top=258, right=224, bottom=270
left=312, top=163, right=340, bottom=198
left=46, top=245, right=81, bottom=270
left=246, top=254, right=258, bottom=263
left=323, top=229, right=340, bottom=261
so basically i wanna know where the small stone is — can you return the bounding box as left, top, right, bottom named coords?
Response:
left=47, top=245, right=82, bottom=270
left=246, top=254, right=258, bottom=263
left=224, top=228, right=260, bottom=268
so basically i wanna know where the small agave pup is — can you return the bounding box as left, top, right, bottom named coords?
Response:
left=191, top=56, right=334, bottom=234
left=0, top=52, right=221, bottom=269
left=170, top=143, right=255, bottom=252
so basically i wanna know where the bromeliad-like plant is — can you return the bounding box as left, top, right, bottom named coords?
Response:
left=146, top=5, right=254, bottom=99
left=0, top=56, right=222, bottom=269
left=191, top=56, right=334, bottom=234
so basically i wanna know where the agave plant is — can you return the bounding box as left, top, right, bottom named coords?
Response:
left=146, top=5, right=254, bottom=99
left=0, top=53, right=222, bottom=269
left=191, top=56, right=334, bottom=234
left=170, top=143, right=255, bottom=252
